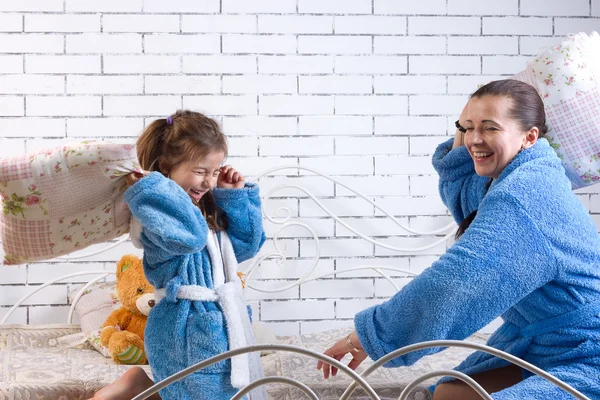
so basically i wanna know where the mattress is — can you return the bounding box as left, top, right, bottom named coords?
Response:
left=0, top=325, right=487, bottom=399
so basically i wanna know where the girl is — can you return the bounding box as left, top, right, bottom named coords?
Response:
left=318, top=80, right=600, bottom=399
left=95, top=110, right=267, bottom=400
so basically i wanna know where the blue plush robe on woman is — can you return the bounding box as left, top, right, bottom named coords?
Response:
left=125, top=172, right=265, bottom=400
left=354, top=138, right=600, bottom=399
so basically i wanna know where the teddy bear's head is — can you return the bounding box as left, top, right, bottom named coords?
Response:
left=116, top=254, right=155, bottom=316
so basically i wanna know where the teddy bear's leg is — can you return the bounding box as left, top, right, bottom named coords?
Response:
left=108, top=330, right=147, bottom=365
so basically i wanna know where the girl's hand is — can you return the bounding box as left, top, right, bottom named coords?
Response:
left=217, top=165, right=245, bottom=189
left=125, top=170, right=148, bottom=187
left=316, top=331, right=368, bottom=379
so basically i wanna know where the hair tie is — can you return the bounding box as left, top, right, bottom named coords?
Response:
left=166, top=115, right=173, bottom=125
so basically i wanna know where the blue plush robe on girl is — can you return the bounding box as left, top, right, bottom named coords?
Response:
left=125, top=172, right=265, bottom=400
left=354, top=138, right=600, bottom=399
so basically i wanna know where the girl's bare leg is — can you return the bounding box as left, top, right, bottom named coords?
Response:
left=433, top=365, right=523, bottom=400
left=89, top=366, right=161, bottom=400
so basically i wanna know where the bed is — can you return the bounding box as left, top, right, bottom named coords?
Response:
left=0, top=166, right=590, bottom=400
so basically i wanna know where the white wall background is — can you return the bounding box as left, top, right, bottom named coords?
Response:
left=1, top=0, right=600, bottom=336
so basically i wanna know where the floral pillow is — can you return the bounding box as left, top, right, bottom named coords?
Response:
left=0, top=140, right=139, bottom=264
left=68, top=280, right=120, bottom=357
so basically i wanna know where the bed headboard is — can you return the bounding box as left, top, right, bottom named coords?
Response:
left=1, top=166, right=456, bottom=332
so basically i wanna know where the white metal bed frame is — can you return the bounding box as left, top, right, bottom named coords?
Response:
left=0, top=165, right=591, bottom=399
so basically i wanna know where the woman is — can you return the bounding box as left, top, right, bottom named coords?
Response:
left=318, top=79, right=600, bottom=399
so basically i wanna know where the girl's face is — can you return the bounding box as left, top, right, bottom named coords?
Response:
left=166, top=151, right=225, bottom=203
left=464, top=95, right=538, bottom=180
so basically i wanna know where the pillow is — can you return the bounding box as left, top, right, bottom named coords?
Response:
left=513, top=31, right=600, bottom=189
left=0, top=140, right=139, bottom=264
left=68, top=280, right=120, bottom=357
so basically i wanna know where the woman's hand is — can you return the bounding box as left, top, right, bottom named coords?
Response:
left=217, top=165, right=245, bottom=189
left=125, top=170, right=149, bottom=187
left=316, top=331, right=368, bottom=379
left=453, top=101, right=469, bottom=149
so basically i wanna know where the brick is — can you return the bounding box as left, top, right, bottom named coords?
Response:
left=299, top=156, right=373, bottom=175
left=0, top=118, right=64, bottom=137
left=555, top=18, right=600, bottom=36
left=447, top=0, right=518, bottom=15
left=227, top=136, right=258, bottom=156
left=0, top=34, right=63, bottom=53
left=183, top=95, right=257, bottom=116
left=521, top=0, right=590, bottom=16
left=299, top=116, right=372, bottom=135
left=143, top=0, right=219, bottom=12
left=482, top=56, right=529, bottom=75
left=410, top=56, right=480, bottom=75
left=183, top=15, right=256, bottom=33
left=260, top=55, right=333, bottom=73
left=335, top=136, right=408, bottom=155
left=337, top=299, right=385, bottom=318
left=258, top=15, right=332, bottom=34
left=259, top=95, right=334, bottom=116
left=301, top=320, right=353, bottom=334
left=25, top=138, right=73, bottom=152
left=26, top=55, right=100, bottom=73
left=263, top=218, right=334, bottom=238
left=409, top=17, right=481, bottom=35
left=222, top=116, right=297, bottom=136
left=299, top=76, right=371, bottom=94
left=104, top=96, right=180, bottom=116
left=410, top=175, right=441, bottom=196
left=226, top=156, right=294, bottom=176
left=336, top=257, right=411, bottom=277
left=0, top=307, right=27, bottom=324
left=375, top=0, right=446, bottom=15
left=256, top=176, right=334, bottom=197
left=145, top=34, right=220, bottom=54
left=374, top=76, right=446, bottom=94
left=520, top=36, right=561, bottom=56
left=298, top=36, right=372, bottom=54
left=222, top=0, right=296, bottom=13
left=0, top=75, right=64, bottom=94
left=67, top=34, right=142, bottom=53
left=594, top=0, right=600, bottom=16
left=375, top=116, right=447, bottom=135
left=27, top=96, right=101, bottom=116
left=184, top=55, right=257, bottom=74
left=28, top=262, right=108, bottom=284
left=483, top=17, right=552, bottom=35
left=335, top=56, right=408, bottom=74
left=0, top=55, right=23, bottom=73
left=375, top=277, right=413, bottom=296
left=244, top=283, right=299, bottom=301
left=67, top=75, right=143, bottom=94
left=261, top=300, right=335, bottom=321
left=299, top=0, right=371, bottom=14
left=335, top=16, right=407, bottom=34
left=0, top=139, right=26, bottom=156
left=410, top=136, right=448, bottom=155
left=335, top=176, right=410, bottom=196
left=375, top=36, right=446, bottom=55
left=410, top=95, right=469, bottom=116
left=301, top=238, right=373, bottom=257
left=104, top=55, right=180, bottom=73
left=376, top=155, right=436, bottom=175
left=447, top=75, right=505, bottom=94
left=29, top=306, right=73, bottom=324
left=0, top=264, right=26, bottom=284
left=146, top=75, right=220, bottom=94
left=335, top=95, right=408, bottom=115
left=223, top=34, right=296, bottom=54
left=67, top=117, right=143, bottom=137
left=1, top=0, right=62, bottom=11
left=374, top=236, right=447, bottom=256
left=0, top=285, right=67, bottom=306
left=223, top=75, right=296, bottom=94
left=0, top=97, right=24, bottom=116
left=374, top=197, right=448, bottom=217
left=25, top=14, right=100, bottom=32
left=448, top=36, right=518, bottom=55
left=301, top=279, right=374, bottom=298
left=255, top=258, right=334, bottom=280
left=335, top=216, right=412, bottom=236
left=0, top=13, right=23, bottom=32
left=591, top=195, right=600, bottom=212
left=66, top=0, right=142, bottom=12
left=261, top=137, right=333, bottom=156
left=409, top=215, right=455, bottom=232
left=103, top=15, right=179, bottom=33
left=263, top=322, right=300, bottom=336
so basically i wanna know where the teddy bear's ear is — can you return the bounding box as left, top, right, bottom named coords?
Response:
left=116, top=254, right=141, bottom=279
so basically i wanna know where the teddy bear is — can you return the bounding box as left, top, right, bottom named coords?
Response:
left=100, top=254, right=155, bottom=365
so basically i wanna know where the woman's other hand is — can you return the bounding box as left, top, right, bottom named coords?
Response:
left=316, top=331, right=368, bottom=379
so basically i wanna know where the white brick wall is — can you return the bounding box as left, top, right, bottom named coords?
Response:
left=0, top=2, right=598, bottom=338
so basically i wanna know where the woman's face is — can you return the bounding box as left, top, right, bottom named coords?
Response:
left=166, top=151, right=225, bottom=203
left=464, top=95, right=537, bottom=179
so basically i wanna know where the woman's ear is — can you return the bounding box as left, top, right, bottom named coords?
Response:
left=522, top=127, right=539, bottom=150
left=157, top=156, right=170, bottom=176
